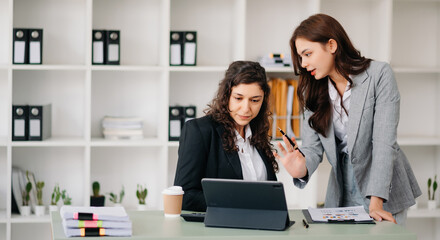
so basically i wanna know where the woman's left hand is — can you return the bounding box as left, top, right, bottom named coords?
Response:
left=369, top=196, right=396, bottom=224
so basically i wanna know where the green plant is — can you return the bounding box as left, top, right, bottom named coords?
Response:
left=22, top=171, right=32, bottom=206
left=92, top=181, right=101, bottom=197
left=51, top=184, right=61, bottom=205
left=61, top=189, right=72, bottom=205
left=428, top=175, right=438, bottom=200
left=36, top=181, right=45, bottom=206
left=109, top=186, right=125, bottom=204
left=136, top=184, right=148, bottom=205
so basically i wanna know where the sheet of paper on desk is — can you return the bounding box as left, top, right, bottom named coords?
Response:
left=308, top=206, right=373, bottom=222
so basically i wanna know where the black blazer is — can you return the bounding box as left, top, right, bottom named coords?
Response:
left=173, top=115, right=277, bottom=212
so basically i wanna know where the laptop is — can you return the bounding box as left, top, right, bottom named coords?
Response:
left=201, top=178, right=295, bottom=231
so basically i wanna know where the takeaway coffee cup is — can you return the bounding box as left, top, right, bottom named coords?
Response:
left=162, top=186, right=184, bottom=217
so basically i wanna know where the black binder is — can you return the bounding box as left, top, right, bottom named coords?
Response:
left=106, top=30, right=120, bottom=65
left=183, top=31, right=197, bottom=66
left=28, top=104, right=52, bottom=141
left=202, top=179, right=295, bottom=231
left=92, top=30, right=106, bottom=65
left=183, top=106, right=196, bottom=122
left=12, top=105, right=29, bottom=141
left=28, top=29, right=43, bottom=64
left=169, top=106, right=184, bottom=141
left=170, top=31, right=183, bottom=66
left=13, top=28, right=29, bottom=64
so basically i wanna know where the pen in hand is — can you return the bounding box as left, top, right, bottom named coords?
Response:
left=302, top=219, right=309, bottom=228
left=277, top=127, right=305, bottom=157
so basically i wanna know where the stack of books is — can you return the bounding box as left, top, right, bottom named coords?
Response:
left=60, top=206, right=132, bottom=237
left=259, top=53, right=292, bottom=68
left=11, top=166, right=38, bottom=214
left=102, top=116, right=143, bottom=140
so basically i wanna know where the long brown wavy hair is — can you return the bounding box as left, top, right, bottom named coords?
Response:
left=290, top=14, right=372, bottom=137
left=205, top=61, right=278, bottom=172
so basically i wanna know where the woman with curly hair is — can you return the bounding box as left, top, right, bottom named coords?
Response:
left=174, top=60, right=278, bottom=212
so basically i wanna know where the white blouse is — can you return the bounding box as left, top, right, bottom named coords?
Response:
left=328, top=79, right=351, bottom=154
left=235, top=124, right=267, bottom=181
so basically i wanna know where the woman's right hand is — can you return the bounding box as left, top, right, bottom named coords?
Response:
left=273, top=135, right=308, bottom=179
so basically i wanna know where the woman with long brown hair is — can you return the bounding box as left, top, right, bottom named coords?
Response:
left=274, top=14, right=421, bottom=225
left=174, top=60, right=278, bottom=212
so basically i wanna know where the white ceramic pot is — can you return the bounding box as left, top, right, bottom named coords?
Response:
left=35, top=205, right=46, bottom=216
left=428, top=200, right=437, bottom=210
left=137, top=204, right=147, bottom=211
left=20, top=206, right=31, bottom=216
left=49, top=205, right=58, bottom=212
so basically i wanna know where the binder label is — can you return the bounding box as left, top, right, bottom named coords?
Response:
left=14, top=119, right=25, bottom=137
left=29, top=119, right=41, bottom=137
left=14, top=41, right=26, bottom=63
left=29, top=42, right=41, bottom=63
left=170, top=44, right=181, bottom=65
left=108, top=44, right=119, bottom=61
left=93, top=42, right=104, bottom=63
left=169, top=120, right=181, bottom=137
left=184, top=42, right=196, bottom=65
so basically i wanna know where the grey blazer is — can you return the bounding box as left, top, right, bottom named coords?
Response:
left=294, top=61, right=421, bottom=214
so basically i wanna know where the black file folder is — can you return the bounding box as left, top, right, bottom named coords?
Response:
left=170, top=31, right=183, bottom=66
left=183, top=106, right=196, bottom=122
left=28, top=29, right=43, bottom=64
left=106, top=30, right=120, bottom=65
left=13, top=29, right=29, bottom=64
left=183, top=31, right=197, bottom=66
left=202, top=179, right=295, bottom=231
left=169, top=106, right=184, bottom=141
left=28, top=104, right=52, bottom=141
left=12, top=105, right=29, bottom=141
left=92, top=30, right=106, bottom=65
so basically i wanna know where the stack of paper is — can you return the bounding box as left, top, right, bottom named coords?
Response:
left=102, top=116, right=143, bottom=140
left=11, top=166, right=39, bottom=214
left=60, top=206, right=132, bottom=237
left=259, top=53, right=292, bottom=68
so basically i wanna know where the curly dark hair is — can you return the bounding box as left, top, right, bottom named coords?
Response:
left=290, top=14, right=372, bottom=137
left=205, top=61, right=278, bottom=173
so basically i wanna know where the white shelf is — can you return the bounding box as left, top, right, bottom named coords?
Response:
left=393, top=66, right=440, bottom=74
left=10, top=214, right=50, bottom=223
left=169, top=66, right=227, bottom=72
left=91, top=138, right=162, bottom=147
left=264, top=67, right=294, bottom=73
left=408, top=208, right=440, bottom=218
left=398, top=136, right=440, bottom=146
left=11, top=137, right=86, bottom=147
left=167, top=141, right=179, bottom=147
left=91, top=65, right=164, bottom=72
left=11, top=65, right=86, bottom=71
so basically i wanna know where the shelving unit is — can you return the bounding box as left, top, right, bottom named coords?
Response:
left=0, top=0, right=439, bottom=239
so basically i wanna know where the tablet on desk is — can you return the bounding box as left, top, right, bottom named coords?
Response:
left=201, top=178, right=295, bottom=231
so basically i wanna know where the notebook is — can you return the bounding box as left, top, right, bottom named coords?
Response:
left=201, top=178, right=295, bottom=231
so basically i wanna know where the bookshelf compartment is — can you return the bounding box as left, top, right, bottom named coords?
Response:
left=170, top=0, right=236, bottom=66
left=396, top=73, right=440, bottom=138
left=245, top=0, right=315, bottom=62
left=0, top=71, right=8, bottom=139
left=169, top=72, right=222, bottom=119
left=320, top=0, right=391, bottom=62
left=93, top=0, right=163, bottom=66
left=11, top=223, right=50, bottom=240
left=91, top=71, right=163, bottom=139
left=12, top=147, right=86, bottom=207
left=392, top=1, right=440, bottom=68
left=13, top=0, right=87, bottom=65
left=0, top=0, right=9, bottom=65
left=90, top=147, right=165, bottom=209
left=12, top=70, right=86, bottom=139
left=0, top=148, right=6, bottom=213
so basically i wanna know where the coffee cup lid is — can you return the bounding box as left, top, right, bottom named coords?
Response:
left=162, top=186, right=184, bottom=195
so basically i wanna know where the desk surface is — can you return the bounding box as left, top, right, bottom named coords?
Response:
left=51, top=210, right=416, bottom=240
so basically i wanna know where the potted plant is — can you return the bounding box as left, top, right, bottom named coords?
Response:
left=90, top=181, right=105, bottom=207
left=136, top=184, right=148, bottom=211
left=35, top=181, right=45, bottom=216
left=62, top=189, right=72, bottom=205
left=428, top=175, right=437, bottom=209
left=109, top=186, right=125, bottom=207
left=50, top=184, right=61, bottom=211
left=20, top=171, right=32, bottom=216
